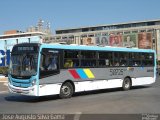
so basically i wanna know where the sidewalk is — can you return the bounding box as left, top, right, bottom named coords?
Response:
left=0, top=76, right=8, bottom=82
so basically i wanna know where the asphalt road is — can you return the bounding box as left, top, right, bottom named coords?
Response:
left=0, top=75, right=160, bottom=115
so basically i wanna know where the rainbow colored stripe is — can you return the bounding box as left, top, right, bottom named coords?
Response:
left=68, top=69, right=95, bottom=79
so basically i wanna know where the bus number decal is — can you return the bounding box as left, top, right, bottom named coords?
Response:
left=110, top=69, right=125, bottom=76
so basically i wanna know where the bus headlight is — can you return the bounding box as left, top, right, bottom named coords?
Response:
left=31, top=79, right=36, bottom=86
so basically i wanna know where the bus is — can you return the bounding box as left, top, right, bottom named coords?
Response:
left=8, top=43, right=156, bottom=98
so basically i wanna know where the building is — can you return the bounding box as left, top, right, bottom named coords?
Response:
left=4, top=30, right=24, bottom=35
left=0, top=32, right=45, bottom=66
left=0, top=19, right=160, bottom=67
left=26, top=19, right=52, bottom=36
left=0, top=19, right=51, bottom=67
left=46, top=19, right=160, bottom=64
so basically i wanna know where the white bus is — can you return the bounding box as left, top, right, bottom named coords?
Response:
left=8, top=43, right=156, bottom=98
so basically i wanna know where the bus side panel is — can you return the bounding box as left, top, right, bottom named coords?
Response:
left=39, top=67, right=154, bottom=85
left=38, top=84, right=61, bottom=96
left=74, top=79, right=123, bottom=92
left=38, top=67, right=154, bottom=95
left=132, top=77, right=155, bottom=86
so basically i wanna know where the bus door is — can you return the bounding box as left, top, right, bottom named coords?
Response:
left=39, top=48, right=60, bottom=78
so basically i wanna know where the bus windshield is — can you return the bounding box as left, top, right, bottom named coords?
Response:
left=9, top=53, right=38, bottom=77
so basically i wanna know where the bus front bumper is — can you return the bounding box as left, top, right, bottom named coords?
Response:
left=8, top=83, right=38, bottom=96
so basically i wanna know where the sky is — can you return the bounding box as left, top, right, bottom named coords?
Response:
left=0, top=0, right=160, bottom=34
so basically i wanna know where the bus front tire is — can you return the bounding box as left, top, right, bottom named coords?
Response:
left=59, top=82, right=74, bottom=99
left=122, top=78, right=131, bottom=91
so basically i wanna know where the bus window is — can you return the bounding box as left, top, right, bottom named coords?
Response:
left=64, top=59, right=73, bottom=68
left=64, top=50, right=79, bottom=58
left=119, top=52, right=128, bottom=66
left=81, top=51, right=96, bottom=59
left=98, top=52, right=113, bottom=67
left=81, top=59, right=96, bottom=67
left=40, top=49, right=59, bottom=78
left=141, top=53, right=154, bottom=66
left=81, top=51, right=96, bottom=67
left=64, top=50, right=80, bottom=68
left=113, top=52, right=120, bottom=67
left=129, top=52, right=141, bottom=67
left=41, top=54, right=58, bottom=70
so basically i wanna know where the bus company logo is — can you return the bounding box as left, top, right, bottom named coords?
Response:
left=127, top=67, right=134, bottom=71
left=68, top=69, right=95, bottom=79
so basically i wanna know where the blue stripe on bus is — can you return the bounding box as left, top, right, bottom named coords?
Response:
left=12, top=79, right=30, bottom=83
left=76, top=69, right=88, bottom=79
left=40, top=44, right=155, bottom=53
left=20, top=83, right=32, bottom=88
left=12, top=82, right=31, bottom=88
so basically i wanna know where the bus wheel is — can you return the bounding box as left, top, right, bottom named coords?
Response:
left=59, top=82, right=74, bottom=99
left=122, top=78, right=131, bottom=91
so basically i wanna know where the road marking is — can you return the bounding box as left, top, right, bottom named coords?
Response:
left=73, top=112, right=82, bottom=120
left=0, top=91, right=8, bottom=94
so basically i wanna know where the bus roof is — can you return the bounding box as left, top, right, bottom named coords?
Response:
left=40, top=43, right=155, bottom=53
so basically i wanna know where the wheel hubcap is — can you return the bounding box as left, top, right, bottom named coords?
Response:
left=62, top=86, right=70, bottom=95
left=125, top=81, right=130, bottom=88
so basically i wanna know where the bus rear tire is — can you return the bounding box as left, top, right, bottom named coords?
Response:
left=59, top=82, right=74, bottom=99
left=122, top=77, right=131, bottom=91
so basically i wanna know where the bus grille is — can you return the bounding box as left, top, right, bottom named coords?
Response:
left=9, top=75, right=33, bottom=88
left=12, top=82, right=32, bottom=88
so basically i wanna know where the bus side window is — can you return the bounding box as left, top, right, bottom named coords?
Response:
left=40, top=48, right=59, bottom=78
left=63, top=50, right=79, bottom=68
left=98, top=51, right=113, bottom=67
left=129, top=52, right=141, bottom=67
left=81, top=51, right=96, bottom=67
left=41, top=54, right=58, bottom=71
left=113, top=52, right=120, bottom=67
left=47, top=57, right=57, bottom=70
left=141, top=53, right=154, bottom=67
left=114, top=61, right=119, bottom=66
left=64, top=59, right=73, bottom=68
left=119, top=52, right=128, bottom=66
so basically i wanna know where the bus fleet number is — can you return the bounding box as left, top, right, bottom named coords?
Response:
left=110, top=69, right=125, bottom=76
